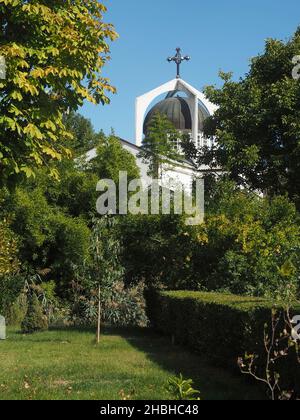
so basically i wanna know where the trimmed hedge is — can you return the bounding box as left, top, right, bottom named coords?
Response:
left=146, top=290, right=300, bottom=393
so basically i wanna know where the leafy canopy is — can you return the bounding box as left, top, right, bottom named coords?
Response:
left=0, top=0, right=117, bottom=183
left=202, top=28, right=300, bottom=209
left=195, top=180, right=300, bottom=297
left=90, top=134, right=140, bottom=184
left=63, top=111, right=105, bottom=156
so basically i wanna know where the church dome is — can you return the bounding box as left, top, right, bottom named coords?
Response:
left=143, top=96, right=208, bottom=135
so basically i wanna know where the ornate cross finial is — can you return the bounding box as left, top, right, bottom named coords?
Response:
left=167, top=48, right=190, bottom=79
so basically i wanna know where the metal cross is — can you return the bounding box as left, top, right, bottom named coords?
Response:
left=167, top=48, right=190, bottom=79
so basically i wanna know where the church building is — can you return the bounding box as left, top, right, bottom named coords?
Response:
left=87, top=48, right=218, bottom=194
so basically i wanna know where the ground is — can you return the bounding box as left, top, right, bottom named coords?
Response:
left=0, top=327, right=263, bottom=400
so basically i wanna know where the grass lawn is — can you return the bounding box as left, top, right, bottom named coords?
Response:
left=0, top=326, right=263, bottom=400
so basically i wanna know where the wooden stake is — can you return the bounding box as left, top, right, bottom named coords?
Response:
left=97, top=285, right=101, bottom=344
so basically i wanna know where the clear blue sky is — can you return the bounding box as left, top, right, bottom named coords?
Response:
left=80, top=0, right=300, bottom=141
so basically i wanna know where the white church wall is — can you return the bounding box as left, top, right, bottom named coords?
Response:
left=121, top=140, right=196, bottom=194
left=120, top=140, right=152, bottom=188
left=85, top=140, right=197, bottom=196
left=160, top=164, right=195, bottom=195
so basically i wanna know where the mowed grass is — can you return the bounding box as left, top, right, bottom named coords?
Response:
left=0, top=327, right=263, bottom=400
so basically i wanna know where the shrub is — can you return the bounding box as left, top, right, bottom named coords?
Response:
left=6, top=294, right=27, bottom=326
left=70, top=217, right=148, bottom=329
left=0, top=274, right=24, bottom=320
left=119, top=189, right=300, bottom=297
left=193, top=191, right=300, bottom=296
left=90, top=134, right=140, bottom=184
left=119, top=214, right=196, bottom=289
left=147, top=290, right=300, bottom=394
left=21, top=294, right=48, bottom=334
left=48, top=212, right=90, bottom=293
left=102, top=281, right=148, bottom=327
left=4, top=187, right=91, bottom=295
left=70, top=281, right=148, bottom=328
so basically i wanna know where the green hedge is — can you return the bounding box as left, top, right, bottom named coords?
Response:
left=146, top=290, right=300, bottom=392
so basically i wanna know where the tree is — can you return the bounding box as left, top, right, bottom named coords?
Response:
left=119, top=213, right=195, bottom=290
left=91, top=134, right=140, bottom=183
left=89, top=217, right=124, bottom=344
left=201, top=28, right=300, bottom=209
left=1, top=185, right=91, bottom=293
left=21, top=293, right=48, bottom=334
left=180, top=133, right=198, bottom=161
left=139, top=112, right=182, bottom=178
left=34, top=159, right=100, bottom=219
left=63, top=112, right=105, bottom=155
left=193, top=181, right=300, bottom=296
left=0, top=0, right=117, bottom=184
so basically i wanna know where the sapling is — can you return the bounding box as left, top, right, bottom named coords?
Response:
left=238, top=272, right=300, bottom=400
left=89, top=216, right=124, bottom=344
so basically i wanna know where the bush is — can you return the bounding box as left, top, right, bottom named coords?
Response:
left=48, top=212, right=90, bottom=293
left=6, top=294, right=27, bottom=326
left=193, top=190, right=300, bottom=296
left=147, top=290, right=300, bottom=393
left=21, top=294, right=48, bottom=334
left=102, top=281, right=148, bottom=327
left=3, top=187, right=91, bottom=295
left=119, top=214, right=196, bottom=289
left=119, top=188, right=300, bottom=297
left=0, top=274, right=24, bottom=320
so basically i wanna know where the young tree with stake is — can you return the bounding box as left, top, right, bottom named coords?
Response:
left=90, top=217, right=124, bottom=344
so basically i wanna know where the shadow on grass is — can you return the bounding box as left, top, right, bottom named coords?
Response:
left=8, top=324, right=264, bottom=399
left=106, top=326, right=265, bottom=401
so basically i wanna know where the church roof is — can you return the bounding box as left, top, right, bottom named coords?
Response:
left=143, top=96, right=209, bottom=134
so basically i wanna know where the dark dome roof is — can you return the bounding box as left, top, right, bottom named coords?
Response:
left=143, top=96, right=208, bottom=134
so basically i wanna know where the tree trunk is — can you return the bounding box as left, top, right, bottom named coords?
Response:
left=96, top=285, right=101, bottom=344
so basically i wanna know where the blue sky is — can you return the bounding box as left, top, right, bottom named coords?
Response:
left=80, top=0, right=300, bottom=141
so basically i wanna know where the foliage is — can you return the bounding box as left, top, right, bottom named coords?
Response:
left=201, top=28, right=300, bottom=209
left=63, top=111, right=105, bottom=155
left=119, top=213, right=196, bottom=289
left=70, top=280, right=148, bottom=328
left=2, top=187, right=91, bottom=291
left=48, top=213, right=91, bottom=292
left=70, top=217, right=148, bottom=329
left=90, top=134, right=140, bottom=184
left=5, top=293, right=27, bottom=326
left=238, top=272, right=300, bottom=400
left=195, top=186, right=300, bottom=296
left=180, top=133, right=198, bottom=161
left=43, top=161, right=99, bottom=219
left=100, top=281, right=148, bottom=327
left=21, top=293, right=48, bottom=334
left=167, top=374, right=201, bottom=400
left=0, top=0, right=117, bottom=183
left=146, top=290, right=300, bottom=394
left=139, top=112, right=182, bottom=178
left=89, top=217, right=125, bottom=300
left=119, top=183, right=300, bottom=297
left=0, top=219, right=19, bottom=276
left=87, top=216, right=125, bottom=341
left=0, top=118, right=142, bottom=301
left=0, top=273, right=24, bottom=318
left=0, top=191, right=20, bottom=298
